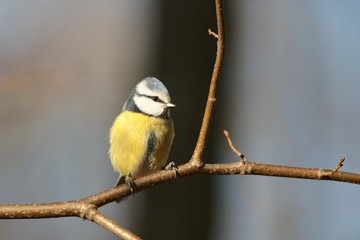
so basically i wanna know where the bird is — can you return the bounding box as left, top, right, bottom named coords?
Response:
left=109, top=77, right=175, bottom=193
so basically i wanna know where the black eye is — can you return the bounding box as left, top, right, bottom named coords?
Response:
left=151, top=96, right=160, bottom=102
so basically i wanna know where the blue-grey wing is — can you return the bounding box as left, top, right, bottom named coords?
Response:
left=145, top=131, right=156, bottom=162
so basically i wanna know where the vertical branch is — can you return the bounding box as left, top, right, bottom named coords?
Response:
left=190, top=0, right=225, bottom=166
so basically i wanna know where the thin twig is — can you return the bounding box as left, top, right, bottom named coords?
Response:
left=223, top=130, right=247, bottom=161
left=323, top=156, right=346, bottom=176
left=191, top=0, right=225, bottom=166
left=332, top=156, right=345, bottom=173
left=208, top=28, right=218, bottom=38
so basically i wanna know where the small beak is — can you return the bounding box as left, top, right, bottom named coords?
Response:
left=166, top=102, right=176, bottom=108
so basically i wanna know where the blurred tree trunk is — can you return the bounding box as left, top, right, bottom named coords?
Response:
left=142, top=1, right=216, bottom=239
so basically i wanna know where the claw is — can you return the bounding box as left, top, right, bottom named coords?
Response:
left=125, top=176, right=137, bottom=195
left=164, top=161, right=179, bottom=179
left=164, top=161, right=177, bottom=170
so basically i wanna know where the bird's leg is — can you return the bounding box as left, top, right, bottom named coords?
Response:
left=164, top=161, right=178, bottom=177
left=125, top=176, right=137, bottom=195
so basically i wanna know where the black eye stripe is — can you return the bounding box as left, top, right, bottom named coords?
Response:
left=150, top=96, right=159, bottom=102
left=137, top=94, right=164, bottom=103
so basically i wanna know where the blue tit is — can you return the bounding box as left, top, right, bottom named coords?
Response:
left=109, top=77, right=175, bottom=190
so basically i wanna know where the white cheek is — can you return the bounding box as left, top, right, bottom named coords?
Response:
left=134, top=95, right=165, bottom=116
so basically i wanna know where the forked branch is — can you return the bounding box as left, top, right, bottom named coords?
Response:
left=1, top=0, right=359, bottom=239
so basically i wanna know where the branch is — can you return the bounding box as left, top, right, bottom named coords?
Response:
left=190, top=0, right=225, bottom=166
left=222, top=130, right=360, bottom=184
left=0, top=0, right=227, bottom=238
left=0, top=152, right=359, bottom=237
left=0, top=201, right=140, bottom=239
left=1, top=154, right=359, bottom=218
left=90, top=210, right=140, bottom=240
left=1, top=0, right=360, bottom=239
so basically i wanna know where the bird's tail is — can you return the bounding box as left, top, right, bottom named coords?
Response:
left=114, top=175, right=125, bottom=188
left=114, top=175, right=126, bottom=203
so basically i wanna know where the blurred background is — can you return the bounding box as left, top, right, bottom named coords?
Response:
left=1, top=0, right=360, bottom=239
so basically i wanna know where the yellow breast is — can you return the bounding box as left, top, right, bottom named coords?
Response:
left=109, top=111, right=174, bottom=178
